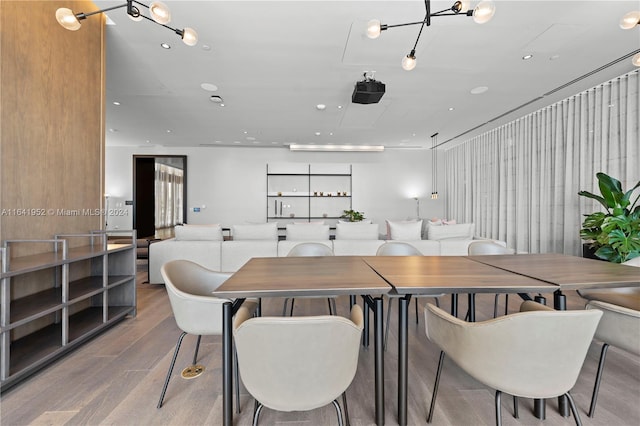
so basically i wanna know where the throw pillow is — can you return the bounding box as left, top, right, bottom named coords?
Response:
left=427, top=223, right=475, bottom=240
left=174, top=224, right=223, bottom=241
left=232, top=223, right=278, bottom=240
left=286, top=224, right=330, bottom=240
left=335, top=222, right=379, bottom=240
left=386, top=219, right=423, bottom=241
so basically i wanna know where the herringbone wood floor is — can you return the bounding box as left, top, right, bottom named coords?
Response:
left=2, top=261, right=639, bottom=426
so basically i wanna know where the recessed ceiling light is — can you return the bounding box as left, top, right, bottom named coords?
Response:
left=448, top=107, right=455, bottom=111
left=201, top=83, right=218, bottom=92
left=329, top=132, right=333, bottom=136
left=160, top=43, right=171, bottom=49
left=201, top=44, right=211, bottom=51
left=337, top=105, right=343, bottom=109
left=113, top=101, right=121, bottom=106
left=522, top=54, right=533, bottom=60
left=166, top=129, right=171, bottom=133
left=470, top=86, right=489, bottom=95
left=316, top=104, right=326, bottom=110
left=550, top=54, right=561, bottom=61
left=146, top=140, right=151, bottom=143
left=210, top=95, right=223, bottom=104
left=220, top=103, right=225, bottom=107
left=315, top=132, right=321, bottom=136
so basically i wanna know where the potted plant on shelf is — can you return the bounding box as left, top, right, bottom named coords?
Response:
left=578, top=172, right=640, bottom=263
left=341, top=209, right=365, bottom=222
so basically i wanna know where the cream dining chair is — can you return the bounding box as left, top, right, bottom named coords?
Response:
left=376, top=242, right=443, bottom=350
left=158, top=259, right=256, bottom=409
left=233, top=304, right=364, bottom=426
left=424, top=300, right=602, bottom=425
left=577, top=256, right=640, bottom=417
left=282, top=242, right=337, bottom=316
left=467, top=240, right=516, bottom=317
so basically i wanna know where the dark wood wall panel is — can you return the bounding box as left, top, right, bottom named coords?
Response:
left=0, top=1, right=105, bottom=256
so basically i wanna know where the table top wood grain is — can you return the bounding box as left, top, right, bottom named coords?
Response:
left=362, top=256, right=558, bottom=295
left=468, top=253, right=640, bottom=290
left=212, top=256, right=392, bottom=299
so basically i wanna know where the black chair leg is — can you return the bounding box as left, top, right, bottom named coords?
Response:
left=504, top=294, right=509, bottom=315
left=192, top=335, right=202, bottom=364
left=493, top=294, right=500, bottom=318
left=252, top=402, right=264, bottom=426
left=589, top=343, right=609, bottom=417
left=513, top=395, right=519, bottom=418
left=157, top=331, right=187, bottom=408
left=384, top=297, right=394, bottom=351
left=414, top=298, right=419, bottom=324
left=495, top=390, right=502, bottom=426
left=427, top=351, right=446, bottom=423
left=565, top=392, right=583, bottom=426
left=342, top=392, right=350, bottom=426
left=332, top=399, right=345, bottom=426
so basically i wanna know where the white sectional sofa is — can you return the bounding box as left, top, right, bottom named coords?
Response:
left=148, top=221, right=503, bottom=284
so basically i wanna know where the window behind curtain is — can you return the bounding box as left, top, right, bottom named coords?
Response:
left=155, top=163, right=184, bottom=229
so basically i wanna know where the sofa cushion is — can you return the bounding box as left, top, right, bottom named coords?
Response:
left=148, top=239, right=222, bottom=283
left=332, top=240, right=385, bottom=256
left=232, top=223, right=278, bottom=240
left=387, top=220, right=423, bottom=241
left=335, top=222, right=379, bottom=240
left=427, top=222, right=475, bottom=240
left=221, top=240, right=278, bottom=272
left=286, top=224, right=330, bottom=240
left=174, top=224, right=223, bottom=241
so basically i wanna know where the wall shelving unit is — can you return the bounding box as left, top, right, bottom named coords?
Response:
left=0, top=230, right=136, bottom=391
left=266, top=164, right=352, bottom=225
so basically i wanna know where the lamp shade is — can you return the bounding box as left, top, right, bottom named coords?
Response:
left=402, top=54, right=417, bottom=71
left=473, top=1, right=496, bottom=24
left=149, top=1, right=171, bottom=25
left=367, top=19, right=382, bottom=39
left=181, top=27, right=198, bottom=46
left=633, top=52, right=640, bottom=67
left=56, top=8, right=81, bottom=31
left=619, top=11, right=640, bottom=30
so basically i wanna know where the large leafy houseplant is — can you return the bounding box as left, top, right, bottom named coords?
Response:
left=578, top=172, right=640, bottom=263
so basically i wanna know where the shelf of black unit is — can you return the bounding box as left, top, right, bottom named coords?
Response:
left=267, top=195, right=309, bottom=198
left=267, top=173, right=351, bottom=177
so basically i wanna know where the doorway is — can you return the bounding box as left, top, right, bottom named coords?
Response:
left=133, top=155, right=187, bottom=238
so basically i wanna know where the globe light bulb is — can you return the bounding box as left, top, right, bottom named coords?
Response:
left=367, top=19, right=382, bottom=39
left=56, top=8, right=81, bottom=31
left=473, top=1, right=496, bottom=24
left=149, top=1, right=171, bottom=25
left=402, top=53, right=417, bottom=71
left=182, top=27, right=198, bottom=46
left=619, top=11, right=640, bottom=30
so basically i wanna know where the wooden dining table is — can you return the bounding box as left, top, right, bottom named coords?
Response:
left=362, top=255, right=560, bottom=426
left=212, top=256, right=392, bottom=426
left=212, top=253, right=640, bottom=426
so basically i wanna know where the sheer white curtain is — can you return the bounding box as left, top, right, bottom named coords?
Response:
left=155, top=163, right=184, bottom=229
left=445, top=70, right=639, bottom=255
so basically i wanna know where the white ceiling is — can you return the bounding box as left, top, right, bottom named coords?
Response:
left=94, top=1, right=640, bottom=150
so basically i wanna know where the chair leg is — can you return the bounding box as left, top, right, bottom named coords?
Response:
left=252, top=402, right=264, bottom=426
left=493, top=294, right=500, bottom=318
left=157, top=331, right=187, bottom=408
left=332, top=399, right=345, bottom=426
left=192, top=335, right=202, bottom=365
left=384, top=297, right=394, bottom=351
left=414, top=298, right=419, bottom=324
left=328, top=298, right=337, bottom=315
left=565, top=392, right=583, bottom=426
left=281, top=298, right=289, bottom=316
left=342, top=391, right=350, bottom=426
left=289, top=298, right=295, bottom=316
left=513, top=395, right=519, bottom=418
left=495, top=390, right=502, bottom=426
left=504, top=294, right=509, bottom=315
left=434, top=296, right=440, bottom=308
left=427, top=351, right=446, bottom=423
left=588, top=343, right=609, bottom=417
left=234, top=345, right=240, bottom=414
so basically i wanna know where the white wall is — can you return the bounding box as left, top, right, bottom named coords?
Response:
left=105, top=146, right=445, bottom=234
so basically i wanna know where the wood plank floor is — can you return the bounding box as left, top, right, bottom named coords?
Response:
left=2, top=261, right=639, bottom=426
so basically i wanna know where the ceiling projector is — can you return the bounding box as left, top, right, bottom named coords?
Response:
left=352, top=74, right=385, bottom=104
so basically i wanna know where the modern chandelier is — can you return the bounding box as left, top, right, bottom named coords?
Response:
left=367, top=1, right=495, bottom=71
left=619, top=10, right=640, bottom=66
left=55, top=0, right=198, bottom=46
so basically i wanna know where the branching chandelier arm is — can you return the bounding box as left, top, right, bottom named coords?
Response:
left=55, top=0, right=198, bottom=46
left=367, top=1, right=495, bottom=71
